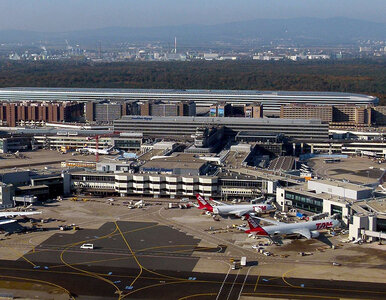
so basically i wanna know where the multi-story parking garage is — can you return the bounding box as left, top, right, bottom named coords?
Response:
left=0, top=87, right=378, bottom=116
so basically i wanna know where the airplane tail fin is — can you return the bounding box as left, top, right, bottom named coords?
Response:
left=195, top=194, right=213, bottom=211
left=245, top=214, right=260, bottom=230
left=245, top=214, right=269, bottom=236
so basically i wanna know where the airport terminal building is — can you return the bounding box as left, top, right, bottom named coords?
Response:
left=0, top=88, right=378, bottom=116
left=114, top=116, right=329, bottom=140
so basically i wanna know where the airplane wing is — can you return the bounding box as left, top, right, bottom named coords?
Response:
left=252, top=216, right=283, bottom=226
left=236, top=225, right=248, bottom=231
left=291, top=228, right=311, bottom=239
left=0, top=211, right=41, bottom=218
left=0, top=219, right=16, bottom=225
left=210, top=200, right=227, bottom=206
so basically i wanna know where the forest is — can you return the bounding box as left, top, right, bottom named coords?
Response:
left=0, top=59, right=384, bottom=104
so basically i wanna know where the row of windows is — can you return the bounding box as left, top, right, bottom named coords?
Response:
left=72, top=175, right=115, bottom=182
left=285, top=191, right=323, bottom=207
left=291, top=199, right=322, bottom=213
left=116, top=188, right=210, bottom=193
left=220, top=180, right=261, bottom=188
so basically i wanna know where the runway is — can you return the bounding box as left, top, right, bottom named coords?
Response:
left=0, top=221, right=384, bottom=299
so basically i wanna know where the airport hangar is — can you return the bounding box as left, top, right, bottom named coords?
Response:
left=0, top=87, right=378, bottom=116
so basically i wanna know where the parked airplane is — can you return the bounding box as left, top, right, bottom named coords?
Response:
left=0, top=211, right=42, bottom=226
left=242, top=214, right=340, bottom=239
left=79, top=146, right=114, bottom=155
left=195, top=194, right=275, bottom=217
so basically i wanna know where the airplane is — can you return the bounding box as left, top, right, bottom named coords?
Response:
left=195, top=194, right=275, bottom=218
left=0, top=211, right=42, bottom=226
left=79, top=146, right=114, bottom=155
left=242, top=214, right=340, bottom=240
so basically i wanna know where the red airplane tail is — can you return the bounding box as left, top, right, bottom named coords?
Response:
left=245, top=214, right=269, bottom=236
left=195, top=194, right=213, bottom=212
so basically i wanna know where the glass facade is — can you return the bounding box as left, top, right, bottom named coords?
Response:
left=285, top=191, right=323, bottom=213
left=376, top=218, right=386, bottom=232
left=114, top=139, right=141, bottom=150
left=331, top=204, right=343, bottom=219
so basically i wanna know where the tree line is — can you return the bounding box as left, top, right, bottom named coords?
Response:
left=0, top=59, right=384, bottom=105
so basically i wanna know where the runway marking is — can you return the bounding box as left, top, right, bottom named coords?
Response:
left=254, top=272, right=261, bottom=291
left=4, top=221, right=386, bottom=298
left=237, top=267, right=252, bottom=300
left=178, top=293, right=217, bottom=300
left=215, top=262, right=231, bottom=300
left=0, top=264, right=385, bottom=298
left=23, top=223, right=160, bottom=256
left=122, top=280, right=194, bottom=298
left=282, top=267, right=298, bottom=287
left=226, top=268, right=240, bottom=300
left=59, top=226, right=123, bottom=297
left=48, top=244, right=205, bottom=270
left=115, top=221, right=143, bottom=289
left=242, top=292, right=339, bottom=299
left=265, top=276, right=282, bottom=281
left=2, top=245, right=37, bottom=267
left=0, top=274, right=74, bottom=300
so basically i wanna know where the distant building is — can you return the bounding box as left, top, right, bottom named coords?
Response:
left=372, top=106, right=386, bottom=126
left=203, top=53, right=219, bottom=60
left=140, top=100, right=196, bottom=117
left=244, top=102, right=263, bottom=118
left=209, top=103, right=232, bottom=117
left=332, top=105, right=372, bottom=125
left=0, top=101, right=83, bottom=127
left=280, top=104, right=372, bottom=126
left=0, top=88, right=378, bottom=117
left=280, top=104, right=333, bottom=123
left=0, top=136, right=31, bottom=153
left=185, top=126, right=225, bottom=154
left=140, top=153, right=211, bottom=176
left=114, top=116, right=329, bottom=140
left=0, top=183, right=14, bottom=209
left=85, top=100, right=140, bottom=122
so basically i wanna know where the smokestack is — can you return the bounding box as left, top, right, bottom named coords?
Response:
left=174, top=37, right=177, bottom=54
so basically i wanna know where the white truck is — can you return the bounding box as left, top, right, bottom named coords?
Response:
left=240, top=256, right=247, bottom=266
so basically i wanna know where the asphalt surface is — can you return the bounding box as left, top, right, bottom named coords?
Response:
left=0, top=221, right=384, bottom=299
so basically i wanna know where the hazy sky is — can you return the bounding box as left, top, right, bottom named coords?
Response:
left=0, top=0, right=385, bottom=31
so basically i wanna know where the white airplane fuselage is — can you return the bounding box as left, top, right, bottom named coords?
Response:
left=213, top=204, right=274, bottom=216
left=249, top=218, right=340, bottom=238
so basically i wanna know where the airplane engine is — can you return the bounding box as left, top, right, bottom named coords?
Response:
left=311, top=231, right=320, bottom=238
left=213, top=207, right=219, bottom=215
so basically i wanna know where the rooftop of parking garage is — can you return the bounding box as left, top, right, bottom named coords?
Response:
left=309, top=179, right=374, bottom=192
left=141, top=160, right=206, bottom=172
left=284, top=183, right=349, bottom=204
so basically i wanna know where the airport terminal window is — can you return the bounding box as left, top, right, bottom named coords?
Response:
left=84, top=175, right=115, bottom=182
left=376, top=218, right=386, bottom=232
left=331, top=204, right=343, bottom=218
left=285, top=191, right=323, bottom=213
